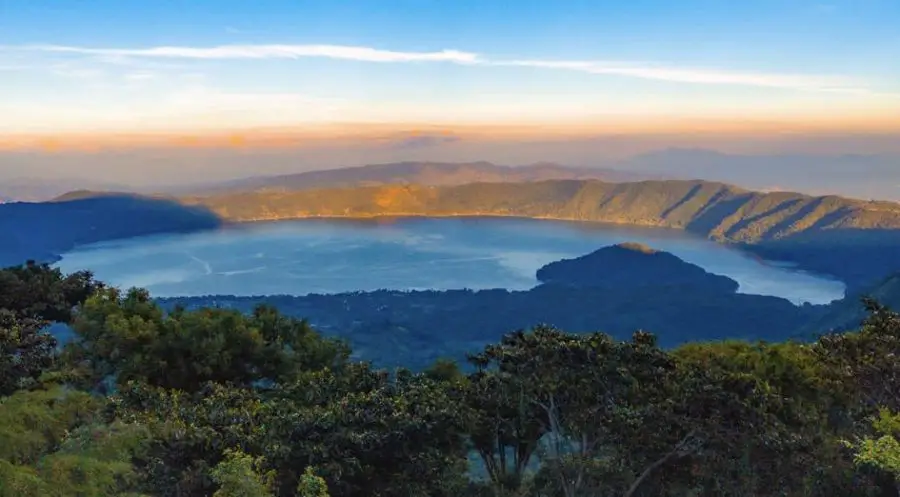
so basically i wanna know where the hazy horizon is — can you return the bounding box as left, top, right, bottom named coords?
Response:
left=2, top=1, right=899, bottom=200
left=3, top=1, right=900, bottom=135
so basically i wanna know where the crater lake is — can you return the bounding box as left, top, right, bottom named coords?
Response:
left=54, top=217, right=846, bottom=304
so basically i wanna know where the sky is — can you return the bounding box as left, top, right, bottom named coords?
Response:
left=0, top=0, right=899, bottom=185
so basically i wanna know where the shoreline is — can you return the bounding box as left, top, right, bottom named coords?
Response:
left=52, top=214, right=848, bottom=305
left=215, top=213, right=845, bottom=284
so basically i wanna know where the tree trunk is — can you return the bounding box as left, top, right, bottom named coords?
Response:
left=622, top=430, right=697, bottom=497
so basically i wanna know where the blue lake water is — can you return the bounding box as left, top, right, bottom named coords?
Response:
left=54, top=217, right=846, bottom=305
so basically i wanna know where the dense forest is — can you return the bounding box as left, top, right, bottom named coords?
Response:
left=5, top=261, right=900, bottom=496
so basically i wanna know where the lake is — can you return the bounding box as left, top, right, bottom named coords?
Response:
left=55, top=217, right=846, bottom=305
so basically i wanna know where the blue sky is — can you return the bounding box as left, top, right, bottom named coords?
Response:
left=1, top=0, right=899, bottom=134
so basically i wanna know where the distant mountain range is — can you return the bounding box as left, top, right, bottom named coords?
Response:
left=4, top=150, right=898, bottom=201
left=618, top=148, right=900, bottom=201
left=185, top=161, right=656, bottom=194
left=0, top=161, right=657, bottom=201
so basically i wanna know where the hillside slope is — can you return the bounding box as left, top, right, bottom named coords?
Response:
left=797, top=274, right=900, bottom=335
left=184, top=179, right=900, bottom=241
left=182, top=179, right=900, bottom=289
left=0, top=195, right=222, bottom=267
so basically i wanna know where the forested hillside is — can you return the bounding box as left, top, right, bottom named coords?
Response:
left=4, top=262, right=900, bottom=496
left=181, top=178, right=900, bottom=289
left=182, top=179, right=900, bottom=243
left=0, top=195, right=221, bottom=267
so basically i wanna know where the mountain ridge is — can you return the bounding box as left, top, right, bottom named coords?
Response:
left=181, top=178, right=900, bottom=243
left=188, top=160, right=655, bottom=194
left=178, top=178, right=900, bottom=289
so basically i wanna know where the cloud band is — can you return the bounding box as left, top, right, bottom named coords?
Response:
left=5, top=43, right=870, bottom=93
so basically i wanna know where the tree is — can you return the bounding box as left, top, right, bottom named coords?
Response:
left=464, top=326, right=678, bottom=496
left=262, top=365, right=469, bottom=497
left=108, top=381, right=269, bottom=497
left=66, top=287, right=349, bottom=391
left=0, top=261, right=100, bottom=323
left=816, top=299, right=900, bottom=413
left=0, top=386, right=147, bottom=497
left=0, top=311, right=57, bottom=396
left=672, top=340, right=847, bottom=495
left=296, top=467, right=330, bottom=497
left=846, top=408, right=900, bottom=483
left=210, top=448, right=277, bottom=497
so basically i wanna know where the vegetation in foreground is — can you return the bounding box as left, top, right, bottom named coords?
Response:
left=4, top=262, right=900, bottom=496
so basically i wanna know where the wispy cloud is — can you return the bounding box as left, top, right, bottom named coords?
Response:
left=1, top=42, right=875, bottom=93
left=496, top=59, right=858, bottom=92
left=23, top=44, right=480, bottom=63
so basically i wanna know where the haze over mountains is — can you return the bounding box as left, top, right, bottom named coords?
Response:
left=622, top=148, right=900, bottom=200
left=188, top=161, right=655, bottom=195
left=2, top=148, right=899, bottom=201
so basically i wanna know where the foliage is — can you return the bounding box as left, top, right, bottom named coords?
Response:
left=210, top=449, right=276, bottom=497
left=0, top=311, right=57, bottom=396
left=0, top=261, right=100, bottom=323
left=65, top=287, right=350, bottom=391
left=296, top=467, right=330, bottom=497
left=847, top=408, right=900, bottom=481
left=0, top=387, right=148, bottom=497
left=5, top=265, right=900, bottom=496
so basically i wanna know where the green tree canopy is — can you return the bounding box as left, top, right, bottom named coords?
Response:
left=65, top=287, right=350, bottom=391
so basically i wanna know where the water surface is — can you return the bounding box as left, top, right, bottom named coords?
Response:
left=55, top=217, right=846, bottom=305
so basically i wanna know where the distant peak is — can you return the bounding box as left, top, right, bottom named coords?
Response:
left=614, top=242, right=658, bottom=254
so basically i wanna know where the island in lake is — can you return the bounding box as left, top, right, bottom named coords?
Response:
left=157, top=241, right=825, bottom=369
left=3, top=168, right=900, bottom=369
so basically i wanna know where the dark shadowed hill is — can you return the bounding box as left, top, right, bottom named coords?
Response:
left=0, top=195, right=222, bottom=267
left=189, top=161, right=652, bottom=194
left=536, top=242, right=740, bottom=293
left=50, top=189, right=150, bottom=202
left=181, top=178, right=900, bottom=289
left=795, top=273, right=900, bottom=336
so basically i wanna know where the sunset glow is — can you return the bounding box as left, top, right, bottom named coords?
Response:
left=2, top=0, right=899, bottom=151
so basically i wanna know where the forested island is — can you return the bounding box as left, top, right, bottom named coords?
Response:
left=158, top=243, right=821, bottom=369
left=4, top=261, right=900, bottom=496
